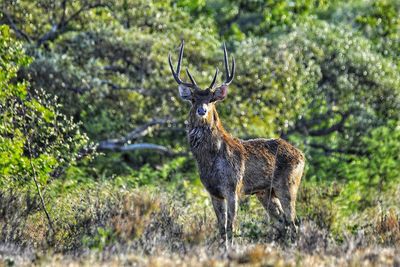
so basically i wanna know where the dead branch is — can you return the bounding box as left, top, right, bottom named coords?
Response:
left=97, top=118, right=187, bottom=156
left=100, top=80, right=149, bottom=95
left=123, top=118, right=176, bottom=142
left=98, top=142, right=187, bottom=156
left=101, top=118, right=176, bottom=145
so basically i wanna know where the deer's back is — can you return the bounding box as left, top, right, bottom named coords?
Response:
left=241, top=138, right=304, bottom=195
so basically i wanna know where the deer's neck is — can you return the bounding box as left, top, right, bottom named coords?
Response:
left=188, top=107, right=238, bottom=163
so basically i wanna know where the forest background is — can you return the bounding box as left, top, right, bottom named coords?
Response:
left=0, top=0, right=399, bottom=265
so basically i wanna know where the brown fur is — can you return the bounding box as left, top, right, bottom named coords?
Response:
left=185, top=89, right=305, bottom=246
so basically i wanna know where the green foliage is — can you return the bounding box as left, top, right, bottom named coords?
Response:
left=231, top=18, right=400, bottom=152
left=297, top=181, right=341, bottom=230
left=0, top=0, right=400, bottom=253
left=334, top=121, right=400, bottom=223
left=0, top=26, right=31, bottom=99
left=298, top=120, right=400, bottom=233
left=332, top=0, right=400, bottom=61
left=82, top=227, right=116, bottom=251
left=0, top=25, right=91, bottom=192
left=205, top=0, right=347, bottom=38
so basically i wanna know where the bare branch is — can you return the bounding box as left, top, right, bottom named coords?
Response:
left=1, top=9, right=32, bottom=42
left=98, top=142, right=187, bottom=156
left=123, top=118, right=176, bottom=142
left=100, top=80, right=149, bottom=95
left=309, top=142, right=365, bottom=156
left=97, top=118, right=186, bottom=156
left=36, top=1, right=110, bottom=47
left=59, top=0, right=69, bottom=27
left=307, top=111, right=350, bottom=136
left=101, top=118, right=176, bottom=145
left=104, top=65, right=129, bottom=73
left=22, top=107, right=55, bottom=234
left=36, top=24, right=59, bottom=47
left=286, top=109, right=354, bottom=137
left=286, top=111, right=334, bottom=136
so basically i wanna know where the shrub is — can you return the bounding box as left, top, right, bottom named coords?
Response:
left=0, top=25, right=91, bottom=192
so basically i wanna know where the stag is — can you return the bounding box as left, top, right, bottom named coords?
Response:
left=168, top=41, right=305, bottom=246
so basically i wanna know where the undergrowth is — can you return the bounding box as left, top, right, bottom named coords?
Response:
left=0, top=173, right=399, bottom=266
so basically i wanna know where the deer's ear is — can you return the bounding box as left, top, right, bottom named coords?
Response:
left=178, top=84, right=192, bottom=101
left=212, top=85, right=228, bottom=102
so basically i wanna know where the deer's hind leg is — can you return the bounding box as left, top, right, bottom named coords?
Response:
left=276, top=162, right=304, bottom=234
left=256, top=189, right=285, bottom=226
left=274, top=187, right=297, bottom=233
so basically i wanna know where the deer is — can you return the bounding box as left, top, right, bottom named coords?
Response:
left=168, top=41, right=305, bottom=247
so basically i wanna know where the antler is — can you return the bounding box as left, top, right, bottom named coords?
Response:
left=223, top=42, right=235, bottom=85
left=208, top=67, right=219, bottom=89
left=169, top=41, right=235, bottom=90
left=168, top=40, right=198, bottom=88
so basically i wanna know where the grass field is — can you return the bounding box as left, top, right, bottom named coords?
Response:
left=1, top=183, right=399, bottom=266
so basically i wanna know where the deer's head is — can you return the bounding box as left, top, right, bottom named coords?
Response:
left=168, top=41, right=235, bottom=125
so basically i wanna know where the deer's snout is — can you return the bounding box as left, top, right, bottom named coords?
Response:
left=197, top=104, right=208, bottom=117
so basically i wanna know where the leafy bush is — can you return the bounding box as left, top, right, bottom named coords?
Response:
left=0, top=25, right=91, bottom=192
left=333, top=121, right=400, bottom=225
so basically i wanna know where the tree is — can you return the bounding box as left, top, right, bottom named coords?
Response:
left=0, top=25, right=90, bottom=225
left=1, top=0, right=399, bottom=185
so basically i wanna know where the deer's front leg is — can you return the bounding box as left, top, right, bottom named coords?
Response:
left=226, top=193, right=238, bottom=246
left=211, top=196, right=227, bottom=245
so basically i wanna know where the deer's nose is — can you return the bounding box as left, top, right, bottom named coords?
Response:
left=197, top=105, right=207, bottom=116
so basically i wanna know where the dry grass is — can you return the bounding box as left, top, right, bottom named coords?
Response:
left=374, top=209, right=400, bottom=247
left=1, top=239, right=399, bottom=267
left=1, top=186, right=400, bottom=267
